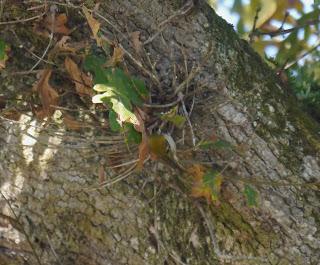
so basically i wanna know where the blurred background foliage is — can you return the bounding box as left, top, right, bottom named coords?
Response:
left=208, top=0, right=320, bottom=121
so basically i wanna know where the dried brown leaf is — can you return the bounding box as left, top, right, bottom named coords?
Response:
left=1, top=109, right=21, bottom=121
left=63, top=114, right=84, bottom=131
left=34, top=13, right=71, bottom=37
left=82, top=6, right=102, bottom=46
left=135, top=108, right=150, bottom=170
left=32, top=69, right=59, bottom=120
left=98, top=164, right=106, bottom=184
left=65, top=57, right=93, bottom=97
left=131, top=31, right=142, bottom=54
left=46, top=13, right=71, bottom=35
left=137, top=137, right=149, bottom=170
left=55, top=36, right=77, bottom=53
left=106, top=46, right=124, bottom=67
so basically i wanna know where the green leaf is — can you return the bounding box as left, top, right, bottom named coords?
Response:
left=83, top=54, right=105, bottom=72
left=109, top=110, right=121, bottom=132
left=93, top=84, right=111, bottom=92
left=202, top=169, right=223, bottom=202
left=199, top=139, right=232, bottom=150
left=110, top=96, right=137, bottom=124
left=161, top=114, right=186, bottom=128
left=130, top=77, right=148, bottom=97
left=104, top=68, right=143, bottom=106
left=125, top=124, right=142, bottom=144
left=0, top=39, right=5, bottom=60
left=160, top=107, right=186, bottom=128
left=203, top=170, right=220, bottom=187
left=244, top=185, right=258, bottom=206
left=84, top=54, right=108, bottom=84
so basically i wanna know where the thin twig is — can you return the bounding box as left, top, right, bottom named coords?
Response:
left=0, top=12, right=45, bottom=25
left=249, top=6, right=261, bottom=44
left=255, top=19, right=320, bottom=37
left=284, top=40, right=320, bottom=70
left=173, top=41, right=213, bottom=96
left=178, top=92, right=196, bottom=146
left=28, top=5, right=57, bottom=72
left=143, top=0, right=194, bottom=45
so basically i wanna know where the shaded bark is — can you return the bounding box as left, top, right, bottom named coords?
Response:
left=0, top=1, right=319, bottom=265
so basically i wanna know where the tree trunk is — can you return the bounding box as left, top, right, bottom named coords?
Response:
left=0, top=1, right=319, bottom=264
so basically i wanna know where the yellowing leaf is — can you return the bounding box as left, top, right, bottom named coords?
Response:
left=160, top=106, right=186, bottom=128
left=32, top=69, right=59, bottom=120
left=189, top=165, right=223, bottom=203
left=271, top=0, right=303, bottom=22
left=148, top=135, right=167, bottom=160
left=65, top=57, right=93, bottom=97
left=82, top=6, right=102, bottom=46
left=242, top=0, right=277, bottom=29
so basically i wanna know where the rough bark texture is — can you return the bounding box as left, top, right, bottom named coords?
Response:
left=0, top=1, right=320, bottom=265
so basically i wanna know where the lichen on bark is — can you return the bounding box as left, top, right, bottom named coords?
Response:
left=0, top=1, right=319, bottom=265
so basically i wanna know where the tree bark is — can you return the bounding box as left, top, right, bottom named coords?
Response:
left=0, top=1, right=319, bottom=265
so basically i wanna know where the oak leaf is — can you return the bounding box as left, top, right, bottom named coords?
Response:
left=32, top=69, right=59, bottom=120
left=82, top=6, right=102, bottom=46
left=55, top=36, right=77, bottom=53
left=65, top=57, right=93, bottom=97
left=106, top=46, right=124, bottom=67
left=46, top=13, right=71, bottom=35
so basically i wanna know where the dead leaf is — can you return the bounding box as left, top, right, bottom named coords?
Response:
left=65, top=57, right=93, bottom=97
left=34, top=13, right=71, bottom=37
left=55, top=36, right=77, bottom=53
left=137, top=138, right=149, bottom=170
left=189, top=227, right=201, bottom=249
left=131, top=31, right=142, bottom=54
left=82, top=6, right=102, bottom=46
left=46, top=13, right=71, bottom=35
left=32, top=69, right=59, bottom=120
left=63, top=114, right=84, bottom=131
left=1, top=109, right=21, bottom=121
left=188, top=165, right=222, bottom=203
left=210, top=132, right=218, bottom=142
left=135, top=108, right=150, bottom=170
left=98, top=164, right=106, bottom=184
left=106, top=46, right=124, bottom=67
